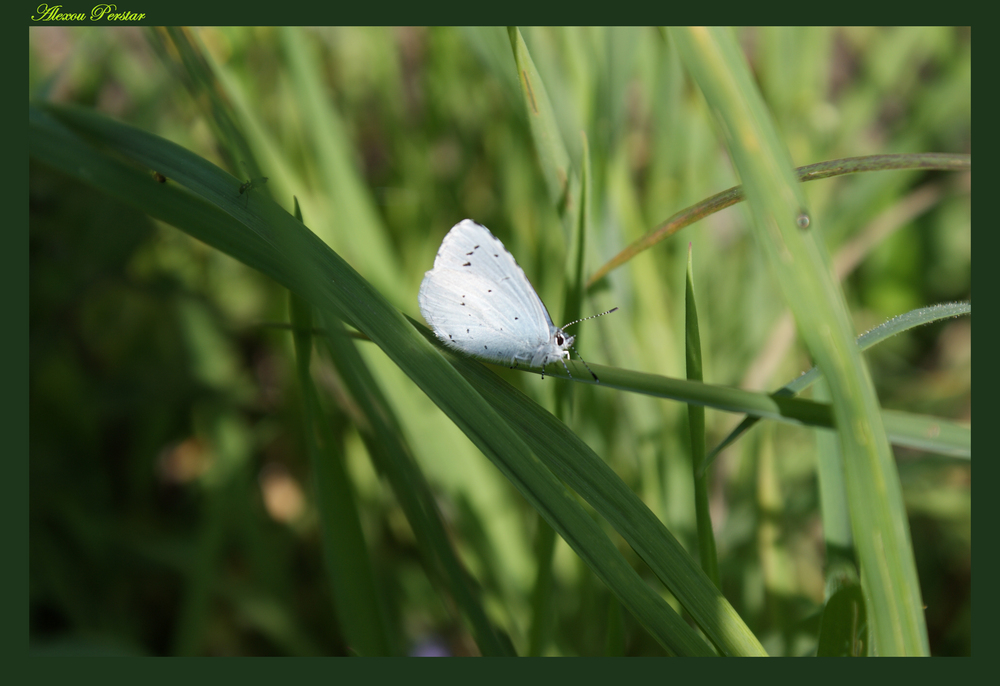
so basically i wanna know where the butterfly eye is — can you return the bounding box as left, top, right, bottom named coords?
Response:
left=555, top=333, right=564, bottom=345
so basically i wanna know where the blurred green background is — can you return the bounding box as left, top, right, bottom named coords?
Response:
left=28, top=27, right=970, bottom=656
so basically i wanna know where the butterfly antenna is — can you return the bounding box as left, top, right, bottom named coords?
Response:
left=560, top=307, right=619, bottom=331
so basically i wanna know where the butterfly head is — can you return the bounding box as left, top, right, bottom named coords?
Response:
left=529, top=328, right=574, bottom=368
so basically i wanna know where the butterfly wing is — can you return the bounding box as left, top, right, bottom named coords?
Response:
left=419, top=220, right=556, bottom=365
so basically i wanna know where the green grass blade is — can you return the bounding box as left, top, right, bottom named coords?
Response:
left=289, top=294, right=394, bottom=656
left=670, top=27, right=929, bottom=655
left=588, top=153, right=971, bottom=288
left=684, top=246, right=720, bottom=588
left=150, top=28, right=266, bottom=186
left=278, top=27, right=405, bottom=304
left=703, top=302, right=972, bottom=472
left=527, top=519, right=557, bottom=656
left=508, top=27, right=580, bottom=226
left=29, top=99, right=971, bottom=465
left=880, top=410, right=970, bottom=457
left=502, top=354, right=968, bottom=458
left=433, top=327, right=766, bottom=656
left=29, top=103, right=713, bottom=657
left=814, top=378, right=869, bottom=656
left=525, top=135, right=592, bottom=656
left=314, top=309, right=516, bottom=657
left=817, top=577, right=869, bottom=656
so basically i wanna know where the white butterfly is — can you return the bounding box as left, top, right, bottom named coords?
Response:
left=418, top=219, right=614, bottom=380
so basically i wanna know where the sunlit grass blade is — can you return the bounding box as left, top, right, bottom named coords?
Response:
left=154, top=27, right=404, bottom=305
left=278, top=27, right=405, bottom=304
left=588, top=153, right=971, bottom=288
left=671, top=26, right=929, bottom=655
left=702, top=302, right=972, bottom=474
left=816, top=377, right=869, bottom=657
left=508, top=26, right=579, bottom=227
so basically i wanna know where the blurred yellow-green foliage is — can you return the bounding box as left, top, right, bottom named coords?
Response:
left=29, top=27, right=969, bottom=656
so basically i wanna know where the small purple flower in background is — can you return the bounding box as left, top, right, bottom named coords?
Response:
left=410, top=637, right=450, bottom=657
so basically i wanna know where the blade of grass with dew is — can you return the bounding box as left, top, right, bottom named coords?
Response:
left=29, top=103, right=714, bottom=657
left=685, top=245, right=719, bottom=588
left=703, top=301, right=972, bottom=474
left=588, top=154, right=971, bottom=289
left=670, top=27, right=929, bottom=655
left=289, top=293, right=395, bottom=656
left=493, top=353, right=968, bottom=458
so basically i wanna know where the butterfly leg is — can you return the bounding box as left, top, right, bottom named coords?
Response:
left=559, top=358, right=573, bottom=380
left=570, top=346, right=600, bottom=382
